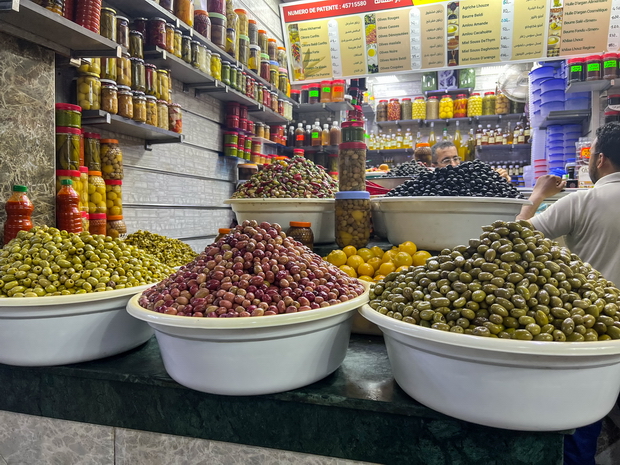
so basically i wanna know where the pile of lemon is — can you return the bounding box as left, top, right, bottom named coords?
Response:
left=325, top=241, right=432, bottom=282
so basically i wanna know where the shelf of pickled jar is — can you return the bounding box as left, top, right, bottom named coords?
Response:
left=375, top=113, right=528, bottom=128
left=81, top=110, right=183, bottom=149
left=539, top=109, right=591, bottom=129
left=283, top=145, right=339, bottom=155
left=0, top=0, right=121, bottom=58
left=424, top=88, right=473, bottom=98
left=295, top=102, right=354, bottom=114
left=144, top=46, right=216, bottom=85
left=566, top=80, right=612, bottom=94
left=367, top=148, right=413, bottom=156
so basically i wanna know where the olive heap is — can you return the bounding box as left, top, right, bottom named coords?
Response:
left=386, top=160, right=523, bottom=198
left=232, top=156, right=338, bottom=199
left=382, top=160, right=427, bottom=178
left=125, top=230, right=197, bottom=267
left=369, top=220, right=620, bottom=342
left=139, top=220, right=366, bottom=317
left=0, top=226, right=174, bottom=297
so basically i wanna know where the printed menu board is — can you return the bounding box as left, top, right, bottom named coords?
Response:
left=280, top=0, right=618, bottom=82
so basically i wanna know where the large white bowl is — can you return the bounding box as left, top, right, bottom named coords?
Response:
left=372, top=196, right=531, bottom=250
left=370, top=199, right=387, bottom=239
left=224, top=198, right=335, bottom=244
left=126, top=284, right=370, bottom=396
left=360, top=305, right=620, bottom=431
left=369, top=177, right=411, bottom=190
left=0, top=285, right=154, bottom=367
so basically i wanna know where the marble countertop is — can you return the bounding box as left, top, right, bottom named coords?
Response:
left=0, top=334, right=565, bottom=464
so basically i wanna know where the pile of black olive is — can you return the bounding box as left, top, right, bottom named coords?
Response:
left=385, top=160, right=523, bottom=198
left=382, top=161, right=427, bottom=178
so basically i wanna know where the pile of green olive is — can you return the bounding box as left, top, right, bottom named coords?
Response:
left=0, top=226, right=174, bottom=297
left=124, top=230, right=197, bottom=267
left=369, top=220, right=620, bottom=342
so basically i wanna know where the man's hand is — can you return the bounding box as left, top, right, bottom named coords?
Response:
left=533, top=175, right=566, bottom=199
left=495, top=168, right=511, bottom=182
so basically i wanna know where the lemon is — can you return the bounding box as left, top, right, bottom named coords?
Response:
left=379, top=262, right=396, bottom=276
left=357, top=248, right=374, bottom=262
left=339, top=265, right=357, bottom=278
left=371, top=246, right=384, bottom=258
left=399, top=241, right=417, bottom=255
left=347, top=254, right=364, bottom=271
left=327, top=250, right=347, bottom=267
left=90, top=192, right=102, bottom=204
left=367, top=256, right=383, bottom=272
left=412, top=250, right=432, bottom=266
left=439, top=112, right=447, bottom=119
left=382, top=250, right=397, bottom=263
left=393, top=252, right=413, bottom=268
left=358, top=263, right=375, bottom=277
left=343, top=245, right=357, bottom=257
left=373, top=274, right=386, bottom=282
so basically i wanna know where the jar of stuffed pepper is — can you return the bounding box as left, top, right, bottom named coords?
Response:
left=453, top=93, right=467, bottom=118
left=147, top=18, right=167, bottom=48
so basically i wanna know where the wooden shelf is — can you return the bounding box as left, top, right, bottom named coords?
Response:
left=0, top=0, right=121, bottom=58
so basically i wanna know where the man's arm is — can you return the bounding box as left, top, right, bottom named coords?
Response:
left=517, top=175, right=566, bottom=221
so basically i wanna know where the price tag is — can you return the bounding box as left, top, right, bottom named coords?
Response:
left=327, top=20, right=342, bottom=77
left=609, top=0, right=620, bottom=51
left=410, top=8, right=421, bottom=69
left=500, top=0, right=514, bottom=60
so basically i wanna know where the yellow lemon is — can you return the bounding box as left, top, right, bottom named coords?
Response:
left=374, top=274, right=386, bottom=282
left=358, top=275, right=374, bottom=282
left=393, top=252, right=413, bottom=268
left=367, top=257, right=383, bottom=272
left=339, top=265, right=357, bottom=278
left=347, top=254, right=365, bottom=271
left=399, top=241, right=417, bottom=255
left=357, top=248, right=374, bottom=262
left=412, top=250, right=432, bottom=266
left=379, top=262, right=396, bottom=276
left=343, top=245, right=357, bottom=257
left=90, top=192, right=102, bottom=204
left=382, top=249, right=397, bottom=263
left=358, top=263, right=375, bottom=277
left=371, top=246, right=384, bottom=258
left=327, top=249, right=347, bottom=267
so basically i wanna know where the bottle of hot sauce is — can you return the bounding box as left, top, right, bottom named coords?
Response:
left=56, top=179, right=82, bottom=234
left=3, top=185, right=34, bottom=245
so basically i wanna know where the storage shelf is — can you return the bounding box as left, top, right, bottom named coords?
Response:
left=253, top=137, right=285, bottom=147
left=539, top=109, right=591, bottom=129
left=376, top=113, right=526, bottom=128
left=566, top=80, right=612, bottom=94
left=424, top=88, right=473, bottom=98
left=0, top=0, right=121, bottom=58
left=295, top=102, right=354, bottom=114
left=82, top=110, right=183, bottom=149
left=476, top=144, right=531, bottom=150
left=145, top=46, right=215, bottom=86
left=283, top=145, right=339, bottom=155
left=367, top=149, right=413, bottom=156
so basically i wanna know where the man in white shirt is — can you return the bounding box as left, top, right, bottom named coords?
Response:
left=517, top=121, right=620, bottom=465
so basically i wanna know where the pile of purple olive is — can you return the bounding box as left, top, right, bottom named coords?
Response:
left=139, top=220, right=366, bottom=317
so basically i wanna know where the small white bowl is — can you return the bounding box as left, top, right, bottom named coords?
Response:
left=0, top=285, right=154, bottom=367
left=126, top=284, right=370, bottom=396
left=224, top=198, right=335, bottom=244
left=360, top=305, right=620, bottom=431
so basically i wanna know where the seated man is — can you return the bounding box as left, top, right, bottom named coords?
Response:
left=431, top=141, right=510, bottom=180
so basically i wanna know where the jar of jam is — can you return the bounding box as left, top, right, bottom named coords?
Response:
left=157, top=100, right=169, bottom=130
left=604, top=52, right=618, bottom=80
left=118, top=86, right=133, bottom=119
left=116, top=16, right=129, bottom=49
left=100, top=7, right=117, bottom=41
left=467, top=93, right=482, bottom=116
left=388, top=98, right=401, bottom=121
left=453, top=94, right=467, bottom=118
left=129, top=30, right=144, bottom=59
left=147, top=18, right=167, bottom=48
left=426, top=96, right=439, bottom=119
left=482, top=91, right=496, bottom=115
left=194, top=10, right=211, bottom=39
left=100, top=80, right=118, bottom=115
left=116, top=53, right=131, bottom=87
left=130, top=58, right=146, bottom=92
left=586, top=55, right=602, bottom=81
left=568, top=57, right=584, bottom=83
left=286, top=221, right=314, bottom=250
left=132, top=18, right=147, bottom=37
left=132, top=91, right=147, bottom=123
left=146, top=95, right=158, bottom=126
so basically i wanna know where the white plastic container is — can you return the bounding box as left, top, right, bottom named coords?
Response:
left=368, top=177, right=411, bottom=191
left=0, top=285, right=153, bottom=367
left=224, top=198, right=335, bottom=243
left=126, top=284, right=370, bottom=396
left=370, top=200, right=387, bottom=239
left=372, top=196, right=531, bottom=250
left=360, top=305, right=620, bottom=431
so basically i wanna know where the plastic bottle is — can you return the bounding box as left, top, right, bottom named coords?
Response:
left=305, top=124, right=312, bottom=146
left=321, top=124, right=330, bottom=146
left=311, top=121, right=321, bottom=147
left=3, top=185, right=34, bottom=245
left=428, top=122, right=436, bottom=146
left=442, top=127, right=452, bottom=142
left=396, top=128, right=403, bottom=148
left=56, top=179, right=82, bottom=234
left=330, top=121, right=341, bottom=145
left=295, top=122, right=304, bottom=148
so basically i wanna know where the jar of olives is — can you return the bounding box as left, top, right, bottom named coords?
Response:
left=400, top=98, right=412, bottom=120
left=157, top=100, right=169, bottom=130
left=84, top=132, right=101, bottom=171
left=106, top=215, right=127, bottom=239
left=146, top=95, right=158, bottom=126
left=100, top=139, right=124, bottom=180
left=76, top=72, right=101, bottom=111
left=467, top=93, right=482, bottom=116
left=495, top=92, right=509, bottom=115
left=439, top=95, right=453, bottom=119
left=100, top=80, right=118, bottom=115
left=118, top=86, right=134, bottom=119
left=104, top=179, right=123, bottom=216
left=116, top=53, right=131, bottom=87
left=87, top=171, right=107, bottom=214
left=338, top=142, right=367, bottom=191
left=482, top=92, right=496, bottom=116
left=335, top=191, right=371, bottom=249
left=56, top=127, right=81, bottom=171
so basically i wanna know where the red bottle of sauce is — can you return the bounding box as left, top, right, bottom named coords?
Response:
left=56, top=179, right=82, bottom=234
left=3, top=185, right=34, bottom=245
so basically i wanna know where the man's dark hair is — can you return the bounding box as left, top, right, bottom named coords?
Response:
left=595, top=121, right=620, bottom=167
left=431, top=140, right=456, bottom=163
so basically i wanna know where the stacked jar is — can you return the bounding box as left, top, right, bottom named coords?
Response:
left=482, top=92, right=496, bottom=115
left=339, top=120, right=366, bottom=194
left=467, top=93, right=482, bottom=116
left=335, top=191, right=371, bottom=249
left=412, top=96, right=426, bottom=119
left=75, top=0, right=102, bottom=33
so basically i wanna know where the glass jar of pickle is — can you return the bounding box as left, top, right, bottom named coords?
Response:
left=248, top=19, right=258, bottom=45
left=129, top=30, right=144, bottom=59
left=169, top=103, right=182, bottom=133
left=335, top=191, right=371, bottom=249
left=100, top=80, right=118, bottom=115
left=376, top=100, right=388, bottom=122
left=249, top=45, right=260, bottom=72
left=174, top=0, right=194, bottom=26
left=130, top=57, right=146, bottom=92
left=81, top=211, right=89, bottom=233
left=182, top=35, right=192, bottom=63
left=269, top=61, right=279, bottom=86
left=426, top=96, right=439, bottom=119
left=78, top=166, right=89, bottom=215
left=482, top=92, right=496, bottom=116
left=191, top=40, right=203, bottom=69
left=100, top=139, right=123, bottom=180
left=104, top=180, right=123, bottom=216
left=116, top=15, right=130, bottom=49
left=211, top=53, right=222, bottom=81
left=387, top=98, right=401, bottom=121
left=439, top=95, right=453, bottom=119
left=157, top=100, right=169, bottom=130
left=100, top=7, right=117, bottom=41
left=495, top=92, right=509, bottom=115
left=226, top=27, right=237, bottom=58
left=467, top=93, right=482, bottom=116
left=267, top=38, right=278, bottom=61
left=271, top=91, right=278, bottom=112
left=258, top=29, right=268, bottom=55
left=156, top=69, right=169, bottom=101
left=412, top=96, right=426, bottom=119
left=87, top=171, right=107, bottom=214
left=89, top=213, right=107, bottom=235
left=106, top=215, right=127, bottom=239
left=454, top=93, right=467, bottom=118
left=132, top=92, right=147, bottom=123
left=238, top=36, right=249, bottom=66
left=118, top=86, right=134, bottom=119
left=277, top=46, right=288, bottom=71
left=229, top=64, right=237, bottom=89
left=56, top=127, right=81, bottom=171
left=116, top=53, right=131, bottom=87
left=221, top=61, right=231, bottom=86
left=84, top=132, right=101, bottom=172
left=147, top=17, right=167, bottom=48
left=400, top=98, right=412, bottom=120
left=55, top=103, right=82, bottom=128
left=101, top=57, right=117, bottom=81
left=76, top=72, right=101, bottom=111
left=146, top=95, right=158, bottom=126
left=279, top=69, right=289, bottom=94
left=286, top=221, right=314, bottom=250
left=145, top=63, right=157, bottom=97
left=174, top=29, right=183, bottom=58
left=78, top=58, right=101, bottom=76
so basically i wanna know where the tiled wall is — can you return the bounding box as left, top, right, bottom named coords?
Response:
left=0, top=411, right=376, bottom=465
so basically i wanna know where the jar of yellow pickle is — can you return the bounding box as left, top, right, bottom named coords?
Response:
left=467, top=93, right=482, bottom=117
left=495, top=92, right=509, bottom=115
left=173, top=29, right=183, bottom=58
left=412, top=96, right=426, bottom=119
left=132, top=92, right=147, bottom=123
left=78, top=58, right=101, bottom=76
left=104, top=179, right=123, bottom=216
left=100, top=79, right=118, bottom=115
left=248, top=45, right=260, bottom=72
left=157, top=100, right=169, bottom=130
left=146, top=95, right=158, bottom=126
left=101, top=57, right=117, bottom=81
left=482, top=91, right=496, bottom=116
left=118, top=86, right=134, bottom=119
left=100, top=139, right=124, bottom=180
left=165, top=23, right=175, bottom=54
left=78, top=166, right=89, bottom=214
left=157, top=69, right=170, bottom=101
left=88, top=171, right=107, bottom=214
left=439, top=94, right=454, bottom=119
left=76, top=72, right=101, bottom=111
left=116, top=53, right=131, bottom=87
left=211, top=52, right=222, bottom=81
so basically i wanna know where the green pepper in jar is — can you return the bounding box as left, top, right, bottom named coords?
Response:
left=56, top=128, right=81, bottom=170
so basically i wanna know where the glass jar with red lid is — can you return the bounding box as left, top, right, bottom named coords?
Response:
left=586, top=55, right=602, bottom=81
left=454, top=94, right=467, bottom=118
left=332, top=79, right=346, bottom=102
left=308, top=83, right=320, bottom=104
left=320, top=80, right=332, bottom=103
left=387, top=98, right=401, bottom=121
left=604, top=53, right=618, bottom=80
left=568, top=57, right=585, bottom=83
left=88, top=213, right=107, bottom=235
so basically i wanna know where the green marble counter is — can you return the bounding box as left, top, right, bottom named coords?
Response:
left=0, top=335, right=564, bottom=464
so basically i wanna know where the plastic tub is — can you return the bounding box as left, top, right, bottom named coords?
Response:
left=541, top=90, right=565, bottom=104
left=566, top=91, right=589, bottom=100
left=529, top=66, right=556, bottom=81
left=126, top=284, right=370, bottom=396
left=360, top=305, right=620, bottom=431
left=370, top=199, right=387, bottom=239
left=224, top=198, right=335, bottom=243
left=0, top=285, right=153, bottom=366
left=546, top=125, right=564, bottom=134
left=372, top=197, right=531, bottom=250
left=368, top=176, right=411, bottom=190
left=541, top=100, right=564, bottom=117
left=565, top=98, right=590, bottom=110
left=540, top=78, right=566, bottom=93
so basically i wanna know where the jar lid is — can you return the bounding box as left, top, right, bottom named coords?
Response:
left=100, top=79, right=118, bottom=86
left=293, top=148, right=304, bottom=155
left=79, top=166, right=89, bottom=173
left=416, top=142, right=430, bottom=147
left=100, top=139, right=118, bottom=144
left=457, top=94, right=467, bottom=98
left=270, top=60, right=279, bottom=65
left=56, top=127, right=81, bottom=135
left=150, top=17, right=166, bottom=22
left=605, top=110, right=620, bottom=115
left=428, top=95, right=438, bottom=99
left=56, top=169, right=80, bottom=177
left=335, top=191, right=370, bottom=200
left=117, top=85, right=131, bottom=91
left=88, top=171, right=102, bottom=177
left=290, top=221, right=311, bottom=227
left=89, top=213, right=107, bottom=220
left=234, top=8, right=247, bottom=14
left=107, top=215, right=123, bottom=221
left=129, top=57, right=145, bottom=63
left=341, top=121, right=363, bottom=128
left=390, top=98, right=399, bottom=101
left=129, top=29, right=143, bottom=36
left=218, top=228, right=231, bottom=234
left=484, top=91, right=495, bottom=95
left=78, top=71, right=100, bottom=78
left=249, top=19, right=257, bottom=24
left=250, top=44, right=261, bottom=50
left=586, top=54, right=602, bottom=60
left=308, top=83, right=320, bottom=87
left=402, top=98, right=411, bottom=101
left=442, top=94, right=451, bottom=98
left=279, top=67, right=288, bottom=73
left=258, top=29, right=267, bottom=33
left=146, top=95, right=157, bottom=101
left=568, top=57, right=585, bottom=63
left=104, top=179, right=123, bottom=185
left=301, top=85, right=309, bottom=89
left=83, top=132, right=100, bottom=139
left=338, top=141, right=367, bottom=149
left=133, top=92, right=147, bottom=99
left=268, top=38, right=277, bottom=43
left=470, top=93, right=480, bottom=96
left=12, top=185, right=28, bottom=192
left=101, top=7, right=117, bottom=14
left=116, top=15, right=129, bottom=22
left=209, top=12, right=225, bottom=20
left=81, top=211, right=89, bottom=218
left=333, top=79, right=346, bottom=84
left=55, top=103, right=82, bottom=112
left=195, top=9, right=208, bottom=15
left=604, top=52, right=618, bottom=58
left=291, top=89, right=300, bottom=94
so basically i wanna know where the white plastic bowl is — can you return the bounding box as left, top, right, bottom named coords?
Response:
left=360, top=305, right=620, bottom=431
left=224, top=198, right=335, bottom=243
left=370, top=200, right=387, bottom=239
left=372, top=196, right=531, bottom=250
left=126, top=284, right=370, bottom=396
left=0, top=285, right=154, bottom=367
left=369, top=177, right=411, bottom=190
